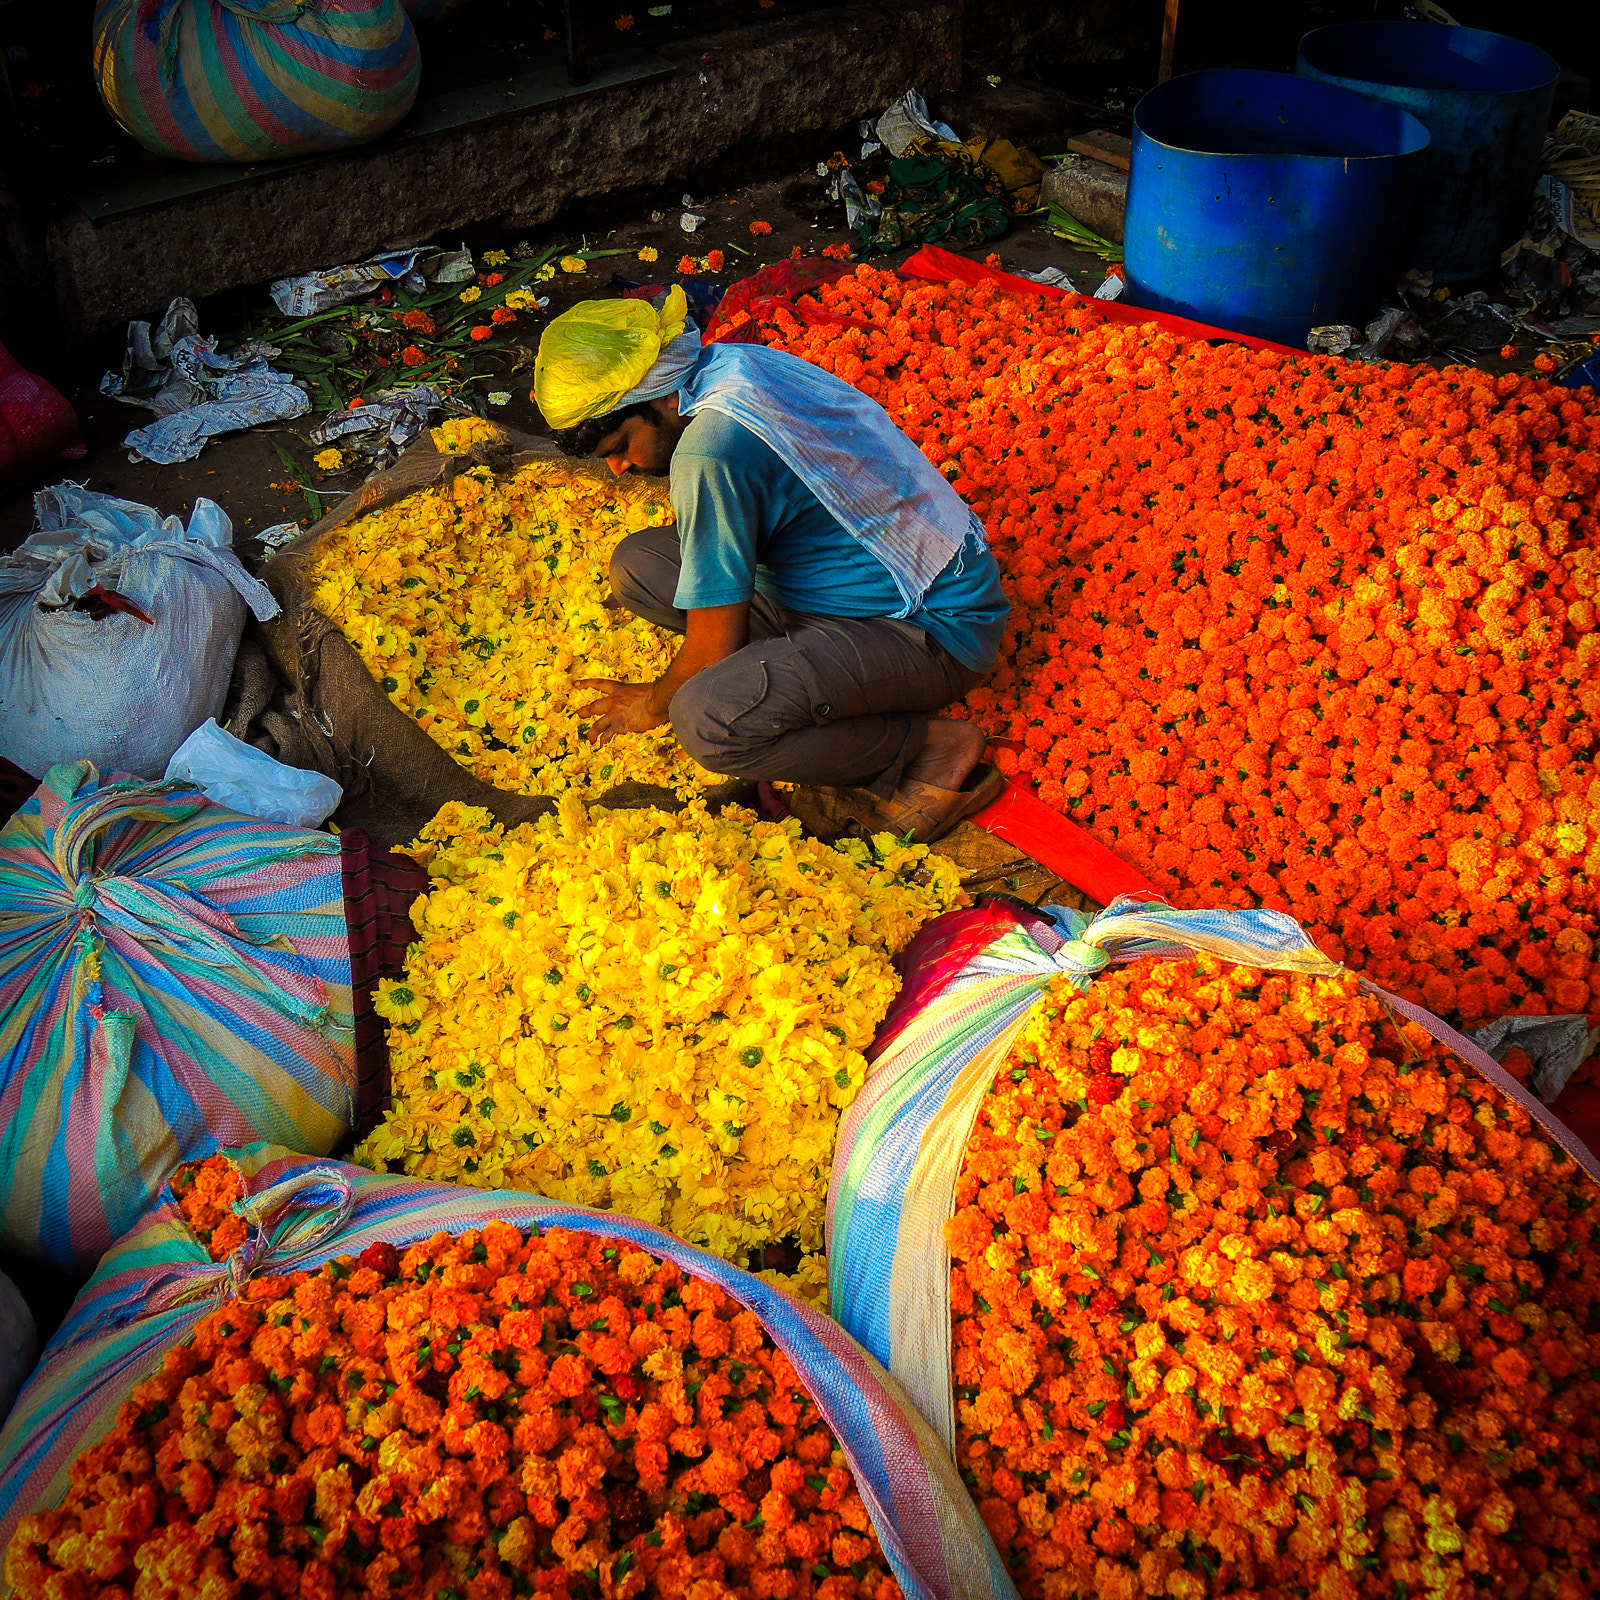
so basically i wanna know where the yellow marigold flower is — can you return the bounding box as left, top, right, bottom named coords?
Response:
left=372, top=978, right=426, bottom=1024
left=637, top=246, right=660, bottom=263
left=482, top=249, right=510, bottom=266
left=559, top=256, right=587, bottom=274
left=459, top=286, right=482, bottom=303
left=535, top=263, right=557, bottom=282
left=313, top=447, right=344, bottom=471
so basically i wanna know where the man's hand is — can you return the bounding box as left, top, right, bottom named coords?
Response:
left=578, top=680, right=668, bottom=745
left=578, top=600, right=752, bottom=747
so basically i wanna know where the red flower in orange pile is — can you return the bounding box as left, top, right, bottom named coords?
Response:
left=751, top=265, right=1599, bottom=1034
left=400, top=309, right=435, bottom=333
left=6, top=1183, right=907, bottom=1600
left=400, top=345, right=427, bottom=366
left=949, top=952, right=1600, bottom=1600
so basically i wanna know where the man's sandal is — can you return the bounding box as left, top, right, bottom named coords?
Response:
left=839, top=761, right=1006, bottom=845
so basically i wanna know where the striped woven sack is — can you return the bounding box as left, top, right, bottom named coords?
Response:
left=92, top=0, right=420, bottom=165
left=827, top=895, right=1600, bottom=1451
left=0, top=1143, right=1017, bottom=1600
left=0, top=762, right=355, bottom=1273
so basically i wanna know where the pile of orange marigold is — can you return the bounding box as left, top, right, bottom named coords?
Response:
left=4, top=1160, right=903, bottom=1600
left=949, top=951, right=1600, bottom=1600
left=756, top=266, right=1599, bottom=1030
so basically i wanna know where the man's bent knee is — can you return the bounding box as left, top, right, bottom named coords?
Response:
left=668, top=674, right=776, bottom=777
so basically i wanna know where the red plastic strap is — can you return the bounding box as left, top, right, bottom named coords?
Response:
left=1367, top=984, right=1600, bottom=1185
left=968, top=780, right=1161, bottom=905
left=896, top=244, right=1305, bottom=358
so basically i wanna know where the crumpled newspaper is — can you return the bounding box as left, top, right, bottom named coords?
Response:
left=101, top=298, right=311, bottom=466
left=1469, top=1014, right=1597, bottom=1104
left=1307, top=324, right=1360, bottom=355
left=309, top=385, right=449, bottom=467
left=875, top=88, right=957, bottom=158
left=269, top=245, right=475, bottom=318
left=831, top=168, right=881, bottom=229
left=1351, top=304, right=1421, bottom=363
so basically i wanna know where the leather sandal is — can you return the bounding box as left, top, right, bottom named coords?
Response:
left=840, top=761, right=1006, bottom=845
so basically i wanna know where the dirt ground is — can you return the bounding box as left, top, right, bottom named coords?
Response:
left=0, top=170, right=1108, bottom=558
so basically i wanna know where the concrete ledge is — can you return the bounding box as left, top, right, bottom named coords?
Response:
left=47, top=1, right=959, bottom=338
left=1041, top=156, right=1128, bottom=245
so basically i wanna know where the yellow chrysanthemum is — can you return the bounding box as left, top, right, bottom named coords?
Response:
left=559, top=256, right=587, bottom=274
left=637, top=246, right=660, bottom=263
left=459, top=286, right=482, bottom=303
left=356, top=800, right=962, bottom=1269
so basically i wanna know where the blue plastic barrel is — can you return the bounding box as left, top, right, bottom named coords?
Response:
left=1297, top=23, right=1558, bottom=283
left=1123, top=70, right=1430, bottom=348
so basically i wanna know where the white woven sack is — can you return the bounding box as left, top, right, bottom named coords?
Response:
left=0, top=485, right=279, bottom=780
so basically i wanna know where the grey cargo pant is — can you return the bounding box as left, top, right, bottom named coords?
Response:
left=610, top=527, right=982, bottom=799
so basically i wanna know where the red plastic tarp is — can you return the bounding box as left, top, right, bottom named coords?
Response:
left=968, top=780, right=1161, bottom=905
left=897, top=244, right=1306, bottom=359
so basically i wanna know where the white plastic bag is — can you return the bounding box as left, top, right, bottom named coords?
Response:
left=164, top=718, right=343, bottom=828
left=0, top=484, right=279, bottom=780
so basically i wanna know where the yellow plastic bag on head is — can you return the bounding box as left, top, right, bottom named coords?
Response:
left=534, top=286, right=689, bottom=431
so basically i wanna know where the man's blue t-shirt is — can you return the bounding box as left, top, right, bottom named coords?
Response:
left=668, top=411, right=1008, bottom=673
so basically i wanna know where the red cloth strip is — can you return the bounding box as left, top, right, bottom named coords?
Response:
left=968, top=780, right=1161, bottom=905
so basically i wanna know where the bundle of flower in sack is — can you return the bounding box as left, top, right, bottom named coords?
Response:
left=754, top=265, right=1599, bottom=1031
left=4, top=1159, right=907, bottom=1600
left=948, top=949, right=1600, bottom=1600
left=308, top=418, right=710, bottom=800
left=357, top=794, right=962, bottom=1281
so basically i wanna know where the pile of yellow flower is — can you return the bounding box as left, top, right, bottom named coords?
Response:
left=357, top=794, right=963, bottom=1288
left=307, top=417, right=709, bottom=799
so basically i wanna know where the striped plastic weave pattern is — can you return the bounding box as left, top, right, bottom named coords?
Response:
left=93, top=0, right=420, bottom=165
left=0, top=762, right=354, bottom=1272
left=0, top=1144, right=1016, bottom=1600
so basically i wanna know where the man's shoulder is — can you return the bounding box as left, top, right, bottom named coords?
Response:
left=678, top=408, right=784, bottom=472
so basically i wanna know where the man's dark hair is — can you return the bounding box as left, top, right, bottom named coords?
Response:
left=551, top=400, right=659, bottom=458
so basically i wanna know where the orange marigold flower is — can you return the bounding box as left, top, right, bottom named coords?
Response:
left=400, top=345, right=426, bottom=366
left=944, top=949, right=1600, bottom=1600
left=401, top=309, right=435, bottom=332
left=750, top=220, right=773, bottom=236
left=491, top=307, right=517, bottom=324
left=16, top=1220, right=901, bottom=1600
left=469, top=325, right=494, bottom=341
left=677, top=254, right=698, bottom=274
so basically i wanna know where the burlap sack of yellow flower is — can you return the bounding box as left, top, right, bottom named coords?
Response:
left=357, top=793, right=964, bottom=1289
left=307, top=417, right=711, bottom=801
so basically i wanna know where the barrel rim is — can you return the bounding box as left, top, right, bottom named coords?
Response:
left=1297, top=20, right=1560, bottom=99
left=1132, top=68, right=1431, bottom=163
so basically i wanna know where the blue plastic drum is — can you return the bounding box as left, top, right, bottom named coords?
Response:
left=1298, top=23, right=1558, bottom=283
left=1124, top=69, right=1431, bottom=348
